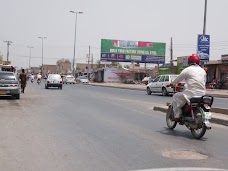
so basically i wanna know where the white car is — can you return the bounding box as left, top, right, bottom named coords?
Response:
left=76, top=76, right=89, bottom=83
left=45, top=74, right=63, bottom=89
left=146, top=74, right=179, bottom=96
left=63, top=75, right=76, bottom=84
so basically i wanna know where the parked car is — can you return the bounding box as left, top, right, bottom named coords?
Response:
left=142, top=76, right=154, bottom=85
left=146, top=74, right=179, bottom=96
left=45, top=74, right=63, bottom=89
left=63, top=75, right=76, bottom=84
left=0, top=71, right=20, bottom=99
left=76, top=76, right=89, bottom=83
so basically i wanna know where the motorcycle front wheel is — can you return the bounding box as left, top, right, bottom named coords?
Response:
left=166, top=105, right=177, bottom=129
left=191, top=124, right=207, bottom=139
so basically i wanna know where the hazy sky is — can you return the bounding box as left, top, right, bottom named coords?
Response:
left=0, top=0, right=228, bottom=69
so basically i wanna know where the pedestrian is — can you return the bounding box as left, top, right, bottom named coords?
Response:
left=19, top=69, right=27, bottom=93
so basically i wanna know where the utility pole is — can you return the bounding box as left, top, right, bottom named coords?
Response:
left=170, top=37, right=173, bottom=73
left=144, top=63, right=147, bottom=76
left=27, top=46, right=34, bottom=70
left=87, top=46, right=91, bottom=80
left=38, top=37, right=47, bottom=75
left=203, top=0, right=207, bottom=35
left=91, top=53, right=93, bottom=69
left=3, top=41, right=13, bottom=61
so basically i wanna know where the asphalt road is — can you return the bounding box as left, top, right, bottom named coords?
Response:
left=0, top=82, right=228, bottom=171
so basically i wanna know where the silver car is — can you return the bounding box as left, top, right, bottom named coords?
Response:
left=0, top=71, right=20, bottom=99
left=146, top=74, right=178, bottom=96
left=45, top=74, right=63, bottom=89
left=76, top=76, right=89, bottom=83
left=63, top=75, right=76, bottom=84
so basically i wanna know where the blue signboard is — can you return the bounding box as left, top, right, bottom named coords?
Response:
left=197, top=34, right=210, bottom=62
left=100, top=53, right=165, bottom=64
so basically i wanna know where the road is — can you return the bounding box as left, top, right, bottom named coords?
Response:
left=146, top=90, right=227, bottom=110
left=0, top=82, right=228, bottom=171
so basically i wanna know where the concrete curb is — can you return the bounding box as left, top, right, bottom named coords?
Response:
left=86, top=83, right=145, bottom=91
left=153, top=106, right=228, bottom=126
left=87, top=83, right=228, bottom=98
left=211, top=108, right=228, bottom=115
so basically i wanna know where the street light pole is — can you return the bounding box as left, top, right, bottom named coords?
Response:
left=70, top=11, right=83, bottom=76
left=27, top=46, right=34, bottom=70
left=203, top=0, right=207, bottom=35
left=38, top=37, right=47, bottom=75
left=3, top=41, right=13, bottom=62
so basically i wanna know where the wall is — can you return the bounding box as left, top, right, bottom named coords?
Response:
left=104, top=68, right=130, bottom=83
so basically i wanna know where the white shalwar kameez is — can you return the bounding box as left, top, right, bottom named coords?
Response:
left=171, top=65, right=206, bottom=118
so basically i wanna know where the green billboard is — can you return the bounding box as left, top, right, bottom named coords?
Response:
left=100, top=39, right=166, bottom=63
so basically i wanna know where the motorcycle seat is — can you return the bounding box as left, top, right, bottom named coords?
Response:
left=190, top=97, right=201, bottom=104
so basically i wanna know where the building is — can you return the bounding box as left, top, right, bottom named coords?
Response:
left=56, top=59, right=71, bottom=75
left=41, top=65, right=57, bottom=75
left=30, top=67, right=41, bottom=74
left=205, top=60, right=228, bottom=89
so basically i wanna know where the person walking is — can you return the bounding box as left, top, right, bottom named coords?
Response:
left=19, top=69, right=27, bottom=93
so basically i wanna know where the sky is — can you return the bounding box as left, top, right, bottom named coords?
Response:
left=0, top=0, right=228, bottom=69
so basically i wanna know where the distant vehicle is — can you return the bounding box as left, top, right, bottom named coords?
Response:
left=142, top=76, right=150, bottom=85
left=37, top=79, right=41, bottom=84
left=146, top=74, right=181, bottom=96
left=0, top=64, right=16, bottom=73
left=45, top=74, right=63, bottom=89
left=76, top=76, right=89, bottom=83
left=63, top=75, right=76, bottom=84
left=142, top=76, right=154, bottom=85
left=0, top=71, right=20, bottom=99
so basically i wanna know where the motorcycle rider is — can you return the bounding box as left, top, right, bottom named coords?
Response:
left=30, top=74, right=35, bottom=83
left=167, top=54, right=206, bottom=120
left=37, top=73, right=42, bottom=83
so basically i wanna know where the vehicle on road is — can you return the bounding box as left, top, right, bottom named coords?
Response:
left=146, top=74, right=180, bottom=96
left=63, top=75, right=76, bottom=84
left=142, top=76, right=154, bottom=85
left=0, top=64, right=16, bottom=73
left=37, top=79, right=41, bottom=84
left=0, top=71, right=20, bottom=99
left=45, top=74, right=63, bottom=89
left=166, top=95, right=214, bottom=139
left=76, top=76, right=89, bottom=83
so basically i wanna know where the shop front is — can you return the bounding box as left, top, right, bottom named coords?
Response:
left=205, top=61, right=228, bottom=89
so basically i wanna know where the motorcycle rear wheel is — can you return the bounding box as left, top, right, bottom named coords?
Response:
left=191, top=124, right=207, bottom=139
left=166, top=105, right=177, bottom=129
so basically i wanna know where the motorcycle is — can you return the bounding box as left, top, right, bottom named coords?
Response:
left=166, top=85, right=214, bottom=139
left=31, top=79, right=34, bottom=83
left=37, top=79, right=41, bottom=84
